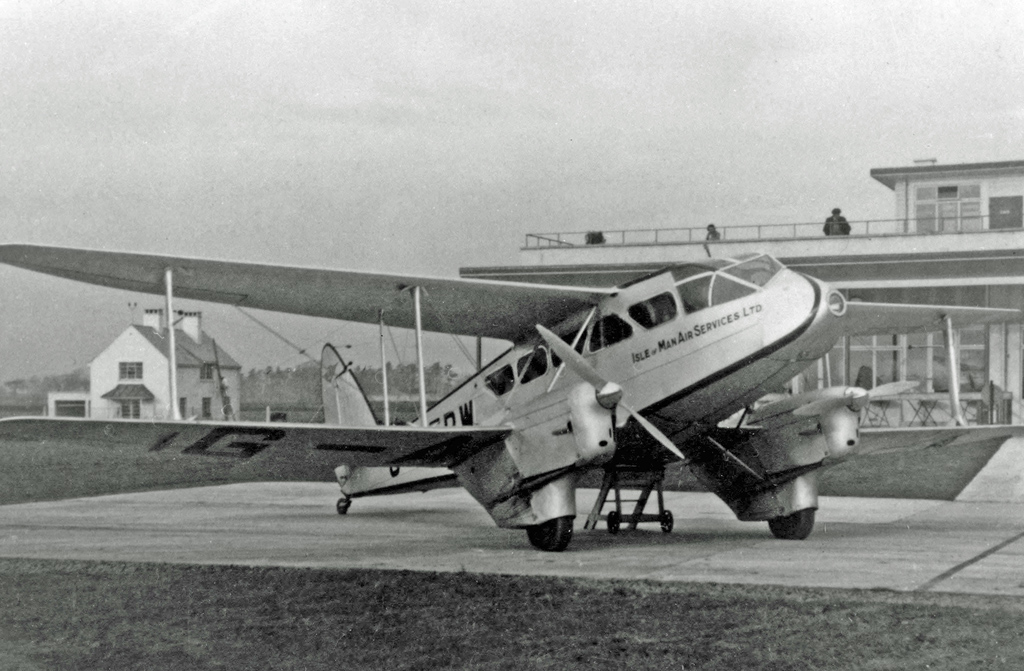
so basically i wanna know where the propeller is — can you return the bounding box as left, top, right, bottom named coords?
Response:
left=536, top=325, right=686, bottom=462
left=792, top=380, right=920, bottom=418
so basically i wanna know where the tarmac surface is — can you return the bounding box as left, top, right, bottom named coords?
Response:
left=1, top=482, right=1023, bottom=596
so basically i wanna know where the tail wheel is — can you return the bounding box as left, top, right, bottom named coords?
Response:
left=768, top=508, right=815, bottom=540
left=336, top=497, right=352, bottom=515
left=526, top=516, right=574, bottom=552
left=606, top=510, right=621, bottom=535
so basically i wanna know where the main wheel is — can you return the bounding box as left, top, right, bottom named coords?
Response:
left=336, top=497, right=351, bottom=515
left=606, top=510, right=621, bottom=535
left=768, top=508, right=815, bottom=540
left=660, top=509, right=674, bottom=533
left=526, top=516, right=574, bottom=552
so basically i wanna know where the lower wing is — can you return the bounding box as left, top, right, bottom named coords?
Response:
left=858, top=425, right=1021, bottom=456
left=0, top=417, right=510, bottom=480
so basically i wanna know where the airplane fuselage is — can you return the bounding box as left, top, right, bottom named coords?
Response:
left=412, top=254, right=848, bottom=528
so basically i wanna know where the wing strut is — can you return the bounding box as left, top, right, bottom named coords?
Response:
left=379, top=310, right=391, bottom=426
left=943, top=315, right=967, bottom=427
left=413, top=286, right=428, bottom=427
left=164, top=267, right=181, bottom=420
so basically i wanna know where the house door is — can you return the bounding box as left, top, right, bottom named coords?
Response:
left=989, top=196, right=1023, bottom=229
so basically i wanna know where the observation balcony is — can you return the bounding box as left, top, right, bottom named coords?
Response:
left=497, top=215, right=1024, bottom=289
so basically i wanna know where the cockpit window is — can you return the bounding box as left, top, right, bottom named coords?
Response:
left=711, top=275, right=757, bottom=304
left=484, top=364, right=515, bottom=396
left=516, top=347, right=548, bottom=385
left=589, top=314, right=633, bottom=352
left=670, top=260, right=731, bottom=282
left=628, top=292, right=678, bottom=329
left=723, top=255, right=782, bottom=287
left=676, top=274, right=712, bottom=313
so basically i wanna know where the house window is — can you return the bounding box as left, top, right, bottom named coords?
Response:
left=200, top=364, right=215, bottom=380
left=119, top=362, right=143, bottom=380
left=119, top=399, right=141, bottom=419
left=179, top=397, right=187, bottom=418
left=201, top=397, right=212, bottom=419
left=915, top=184, right=982, bottom=233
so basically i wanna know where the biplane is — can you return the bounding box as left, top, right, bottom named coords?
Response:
left=0, top=244, right=1017, bottom=551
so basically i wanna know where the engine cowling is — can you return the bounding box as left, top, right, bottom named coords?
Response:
left=566, top=382, right=617, bottom=467
left=819, top=405, right=861, bottom=462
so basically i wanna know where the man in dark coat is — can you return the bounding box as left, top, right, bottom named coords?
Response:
left=823, top=208, right=850, bottom=235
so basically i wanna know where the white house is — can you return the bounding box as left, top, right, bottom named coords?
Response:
left=89, top=309, right=242, bottom=420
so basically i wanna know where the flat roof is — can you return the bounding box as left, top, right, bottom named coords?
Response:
left=871, top=159, right=1024, bottom=189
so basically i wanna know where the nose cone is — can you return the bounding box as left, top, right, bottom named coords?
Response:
left=595, top=382, right=623, bottom=410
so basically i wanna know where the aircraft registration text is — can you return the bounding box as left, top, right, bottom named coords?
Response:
left=631, top=303, right=762, bottom=364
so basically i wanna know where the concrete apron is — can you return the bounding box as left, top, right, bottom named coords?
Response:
left=2, top=483, right=1024, bottom=596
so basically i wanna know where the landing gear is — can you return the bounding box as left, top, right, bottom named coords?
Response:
left=526, top=516, right=574, bottom=552
left=659, top=509, right=674, bottom=533
left=768, top=508, right=815, bottom=540
left=336, top=496, right=352, bottom=515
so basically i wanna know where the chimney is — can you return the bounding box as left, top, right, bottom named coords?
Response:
left=180, top=311, right=202, bottom=342
left=142, top=309, right=165, bottom=331
left=913, top=158, right=938, bottom=166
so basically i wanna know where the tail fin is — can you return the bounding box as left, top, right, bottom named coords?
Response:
left=322, top=343, right=457, bottom=499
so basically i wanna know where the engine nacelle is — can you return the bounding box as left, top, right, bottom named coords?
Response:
left=819, top=406, right=861, bottom=462
left=566, top=382, right=616, bottom=467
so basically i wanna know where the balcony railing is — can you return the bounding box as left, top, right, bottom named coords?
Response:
left=524, top=215, right=1006, bottom=249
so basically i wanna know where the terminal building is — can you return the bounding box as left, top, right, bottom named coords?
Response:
left=462, top=159, right=1024, bottom=427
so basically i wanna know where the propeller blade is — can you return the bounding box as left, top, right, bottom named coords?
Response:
left=793, top=387, right=869, bottom=416
left=537, top=324, right=686, bottom=462
left=622, top=403, right=687, bottom=462
left=870, top=380, right=920, bottom=398
left=536, top=325, right=606, bottom=389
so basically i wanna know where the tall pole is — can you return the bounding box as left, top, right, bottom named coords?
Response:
left=413, top=286, right=428, bottom=427
left=379, top=310, right=390, bottom=426
left=164, top=267, right=181, bottom=420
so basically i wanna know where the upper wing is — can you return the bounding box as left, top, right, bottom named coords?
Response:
left=843, top=301, right=1019, bottom=336
left=0, top=417, right=511, bottom=475
left=0, top=244, right=614, bottom=342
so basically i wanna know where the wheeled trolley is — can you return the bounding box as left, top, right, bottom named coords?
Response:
left=584, top=466, right=674, bottom=534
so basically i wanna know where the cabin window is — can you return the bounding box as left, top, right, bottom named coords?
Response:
left=676, top=275, right=712, bottom=313
left=549, top=329, right=588, bottom=368
left=724, top=255, right=782, bottom=287
left=119, top=362, right=143, bottom=380
left=517, top=347, right=548, bottom=385
left=589, top=314, right=633, bottom=352
left=485, top=364, right=516, bottom=396
left=711, top=275, right=757, bottom=305
left=628, top=292, right=678, bottom=329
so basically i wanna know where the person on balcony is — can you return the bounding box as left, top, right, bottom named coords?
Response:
left=823, top=208, right=851, bottom=236
left=705, top=224, right=721, bottom=241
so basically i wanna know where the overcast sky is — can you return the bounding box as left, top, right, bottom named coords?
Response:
left=1, top=0, right=1023, bottom=380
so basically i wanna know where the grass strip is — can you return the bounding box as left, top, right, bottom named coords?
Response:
left=1, top=558, right=1023, bottom=670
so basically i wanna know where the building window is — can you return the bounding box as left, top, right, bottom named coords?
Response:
left=179, top=397, right=187, bottom=418
left=200, top=363, right=215, bottom=380
left=915, top=184, right=982, bottom=233
left=119, top=399, right=141, bottom=419
left=119, top=362, right=143, bottom=380
left=201, top=397, right=212, bottom=419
